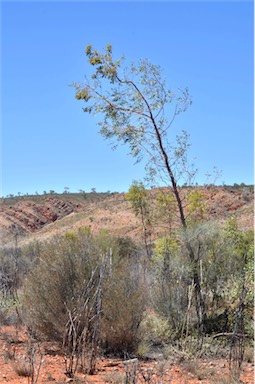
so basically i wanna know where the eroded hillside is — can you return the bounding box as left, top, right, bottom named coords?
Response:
left=0, top=186, right=253, bottom=246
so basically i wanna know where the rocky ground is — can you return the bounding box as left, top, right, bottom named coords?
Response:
left=0, top=326, right=254, bottom=383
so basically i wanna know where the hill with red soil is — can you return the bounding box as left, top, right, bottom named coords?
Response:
left=0, top=186, right=253, bottom=246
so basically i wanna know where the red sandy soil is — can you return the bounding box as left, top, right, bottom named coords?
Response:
left=0, top=326, right=253, bottom=383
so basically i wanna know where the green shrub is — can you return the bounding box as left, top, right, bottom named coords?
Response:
left=22, top=232, right=146, bottom=357
left=139, top=311, right=171, bottom=345
left=101, top=256, right=146, bottom=355
left=22, top=233, right=100, bottom=341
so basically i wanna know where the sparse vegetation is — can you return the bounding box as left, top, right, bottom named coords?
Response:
left=0, top=186, right=253, bottom=382
left=73, top=44, right=254, bottom=354
left=0, top=40, right=253, bottom=382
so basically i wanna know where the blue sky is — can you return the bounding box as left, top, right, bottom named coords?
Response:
left=1, top=1, right=254, bottom=196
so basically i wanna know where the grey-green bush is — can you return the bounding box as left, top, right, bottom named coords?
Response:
left=22, top=232, right=100, bottom=341
left=22, top=232, right=147, bottom=356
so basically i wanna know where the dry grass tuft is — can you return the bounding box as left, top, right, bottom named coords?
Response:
left=13, top=359, right=32, bottom=377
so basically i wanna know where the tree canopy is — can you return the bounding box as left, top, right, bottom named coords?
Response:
left=73, top=44, right=193, bottom=187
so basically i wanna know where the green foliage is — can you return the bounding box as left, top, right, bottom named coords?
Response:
left=187, top=190, right=206, bottom=222
left=75, top=87, right=91, bottom=102
left=22, top=231, right=146, bottom=355
left=83, top=43, right=120, bottom=83
left=223, top=218, right=254, bottom=321
left=101, top=258, right=146, bottom=354
left=152, top=235, right=179, bottom=265
left=22, top=233, right=101, bottom=341
left=151, top=234, right=192, bottom=334
left=154, top=190, right=176, bottom=233
left=78, top=226, right=92, bottom=236
left=110, top=236, right=139, bottom=261
left=224, top=217, right=253, bottom=258
left=126, top=181, right=148, bottom=217
left=126, top=181, right=152, bottom=255
left=98, top=235, right=146, bottom=354
left=182, top=222, right=244, bottom=313
left=73, top=44, right=210, bottom=338
left=150, top=220, right=254, bottom=340
left=0, top=241, right=41, bottom=312
left=156, top=189, right=175, bottom=208
left=73, top=44, right=192, bottom=181
left=64, top=231, right=78, bottom=241
left=139, top=311, right=171, bottom=346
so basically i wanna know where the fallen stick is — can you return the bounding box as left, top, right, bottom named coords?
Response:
left=212, top=333, right=248, bottom=339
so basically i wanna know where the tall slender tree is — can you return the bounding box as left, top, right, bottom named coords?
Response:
left=73, top=44, right=205, bottom=339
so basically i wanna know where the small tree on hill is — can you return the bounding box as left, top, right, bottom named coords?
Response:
left=126, top=181, right=152, bottom=257
left=73, top=44, right=205, bottom=341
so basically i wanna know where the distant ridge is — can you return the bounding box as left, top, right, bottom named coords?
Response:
left=0, top=186, right=253, bottom=246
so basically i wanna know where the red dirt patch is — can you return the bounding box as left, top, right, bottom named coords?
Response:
left=0, top=326, right=253, bottom=383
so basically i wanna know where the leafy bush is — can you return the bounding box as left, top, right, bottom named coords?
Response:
left=151, top=235, right=192, bottom=336
left=0, top=240, right=41, bottom=301
left=138, top=311, right=171, bottom=346
left=22, top=232, right=100, bottom=341
left=22, top=232, right=146, bottom=357
left=100, top=249, right=147, bottom=354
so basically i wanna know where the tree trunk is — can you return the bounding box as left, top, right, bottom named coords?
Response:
left=193, top=268, right=206, bottom=339
left=151, top=118, right=206, bottom=341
